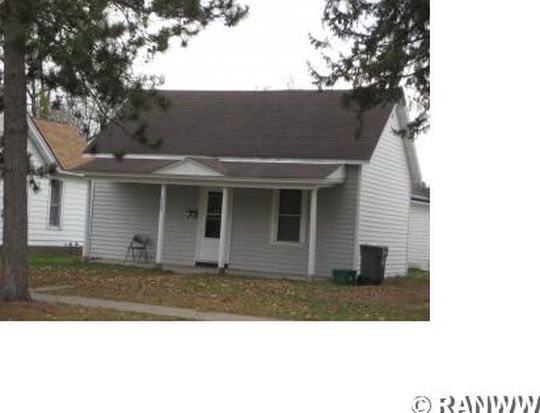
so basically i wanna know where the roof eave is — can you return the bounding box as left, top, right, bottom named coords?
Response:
left=79, top=171, right=345, bottom=189
left=85, top=153, right=368, bottom=165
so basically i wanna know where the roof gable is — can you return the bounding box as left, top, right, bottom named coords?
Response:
left=154, top=158, right=224, bottom=177
left=89, top=90, right=394, bottom=161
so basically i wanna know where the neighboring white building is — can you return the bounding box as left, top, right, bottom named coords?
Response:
left=407, top=184, right=430, bottom=271
left=0, top=115, right=88, bottom=247
left=75, top=90, right=427, bottom=278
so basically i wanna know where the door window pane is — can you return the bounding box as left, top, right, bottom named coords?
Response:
left=207, top=192, right=222, bottom=215
left=205, top=216, right=221, bottom=238
left=204, top=191, right=222, bottom=238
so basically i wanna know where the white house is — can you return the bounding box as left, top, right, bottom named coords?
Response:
left=408, top=183, right=430, bottom=271
left=75, top=90, right=428, bottom=278
left=0, top=115, right=88, bottom=247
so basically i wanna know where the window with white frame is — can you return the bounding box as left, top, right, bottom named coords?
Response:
left=48, top=179, right=63, bottom=228
left=272, top=189, right=305, bottom=243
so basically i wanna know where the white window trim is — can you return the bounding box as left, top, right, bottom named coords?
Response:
left=269, top=189, right=307, bottom=246
left=47, top=178, right=64, bottom=230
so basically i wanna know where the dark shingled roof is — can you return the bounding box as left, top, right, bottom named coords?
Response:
left=221, top=162, right=340, bottom=179
left=74, top=158, right=175, bottom=174
left=73, top=157, right=342, bottom=179
left=88, top=90, right=394, bottom=161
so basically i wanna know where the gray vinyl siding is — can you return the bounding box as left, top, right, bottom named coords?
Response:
left=88, top=180, right=359, bottom=276
left=357, top=107, right=411, bottom=276
left=315, top=165, right=359, bottom=277
left=407, top=201, right=430, bottom=270
left=229, top=188, right=310, bottom=275
left=161, top=185, right=199, bottom=265
left=89, top=181, right=160, bottom=261
left=228, top=169, right=357, bottom=277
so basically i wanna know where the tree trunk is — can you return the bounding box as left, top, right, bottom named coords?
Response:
left=1, top=0, right=30, bottom=301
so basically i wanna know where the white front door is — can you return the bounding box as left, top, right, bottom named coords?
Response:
left=197, top=190, right=223, bottom=263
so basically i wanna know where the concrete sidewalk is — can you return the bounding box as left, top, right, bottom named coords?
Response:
left=31, top=291, right=275, bottom=321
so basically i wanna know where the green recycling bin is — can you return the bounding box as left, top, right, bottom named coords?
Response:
left=332, top=269, right=357, bottom=285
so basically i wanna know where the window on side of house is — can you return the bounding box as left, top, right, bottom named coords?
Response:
left=272, top=189, right=305, bottom=243
left=48, top=179, right=63, bottom=229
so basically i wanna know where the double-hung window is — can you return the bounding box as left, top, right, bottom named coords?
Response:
left=272, top=189, right=305, bottom=243
left=48, top=179, right=63, bottom=229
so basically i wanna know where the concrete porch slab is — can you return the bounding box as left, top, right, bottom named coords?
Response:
left=88, top=258, right=328, bottom=282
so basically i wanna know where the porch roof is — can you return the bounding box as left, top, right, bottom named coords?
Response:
left=72, top=157, right=346, bottom=188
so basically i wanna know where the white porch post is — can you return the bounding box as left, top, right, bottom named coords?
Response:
left=82, top=179, right=94, bottom=259
left=156, top=184, right=167, bottom=265
left=308, top=188, right=318, bottom=280
left=218, top=187, right=231, bottom=272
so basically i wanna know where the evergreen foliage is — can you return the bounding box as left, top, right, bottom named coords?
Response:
left=1, top=0, right=248, bottom=138
left=310, top=0, right=429, bottom=138
left=0, top=0, right=247, bottom=301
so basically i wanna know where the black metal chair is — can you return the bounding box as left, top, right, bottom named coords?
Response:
left=124, top=234, right=151, bottom=264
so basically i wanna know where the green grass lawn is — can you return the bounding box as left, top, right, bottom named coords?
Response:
left=23, top=253, right=430, bottom=321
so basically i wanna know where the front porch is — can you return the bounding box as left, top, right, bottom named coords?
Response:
left=81, top=159, right=359, bottom=279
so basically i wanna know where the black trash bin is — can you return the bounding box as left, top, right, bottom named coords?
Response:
left=358, top=245, right=388, bottom=285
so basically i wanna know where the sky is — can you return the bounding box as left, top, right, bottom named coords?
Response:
left=138, top=0, right=432, bottom=183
